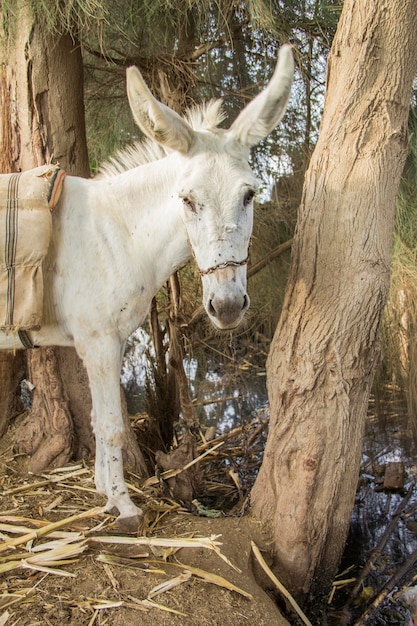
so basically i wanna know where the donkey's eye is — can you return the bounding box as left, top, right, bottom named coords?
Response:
left=183, top=197, right=196, bottom=212
left=243, top=189, right=255, bottom=206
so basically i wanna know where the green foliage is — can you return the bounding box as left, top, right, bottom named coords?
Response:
left=29, top=0, right=109, bottom=36
left=79, top=1, right=341, bottom=189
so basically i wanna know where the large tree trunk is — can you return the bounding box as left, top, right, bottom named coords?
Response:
left=0, top=64, right=25, bottom=434
left=0, top=1, right=146, bottom=476
left=251, top=0, right=417, bottom=609
left=0, top=3, right=91, bottom=469
left=0, top=351, right=24, bottom=437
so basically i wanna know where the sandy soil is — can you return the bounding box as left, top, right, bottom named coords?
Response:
left=0, top=423, right=292, bottom=626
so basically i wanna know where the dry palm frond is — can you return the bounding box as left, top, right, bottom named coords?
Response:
left=251, top=541, right=313, bottom=626
left=170, top=561, right=253, bottom=599
left=96, top=553, right=166, bottom=574
left=0, top=535, right=84, bottom=563
left=2, top=467, right=90, bottom=495
left=0, top=507, right=104, bottom=554
left=90, top=533, right=240, bottom=572
left=97, top=552, right=252, bottom=600
left=0, top=538, right=87, bottom=577
left=0, top=587, right=36, bottom=611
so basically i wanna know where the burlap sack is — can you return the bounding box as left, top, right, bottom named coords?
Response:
left=0, top=165, right=66, bottom=331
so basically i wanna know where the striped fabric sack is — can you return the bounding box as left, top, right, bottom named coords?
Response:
left=0, top=165, right=66, bottom=331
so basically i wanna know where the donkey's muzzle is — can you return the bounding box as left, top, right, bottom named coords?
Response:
left=207, top=292, right=250, bottom=329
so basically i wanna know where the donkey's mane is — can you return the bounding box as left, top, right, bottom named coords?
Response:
left=96, top=99, right=225, bottom=179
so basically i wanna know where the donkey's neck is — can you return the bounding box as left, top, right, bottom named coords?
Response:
left=97, top=157, right=191, bottom=290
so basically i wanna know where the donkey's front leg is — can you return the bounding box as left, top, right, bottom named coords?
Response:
left=78, top=337, right=143, bottom=531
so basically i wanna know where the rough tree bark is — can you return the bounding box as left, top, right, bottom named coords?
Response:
left=251, top=0, right=417, bottom=608
left=0, top=3, right=92, bottom=469
left=0, top=62, right=25, bottom=435
left=0, top=0, right=146, bottom=476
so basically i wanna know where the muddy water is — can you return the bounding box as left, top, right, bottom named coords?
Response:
left=332, top=392, right=417, bottom=625
left=351, top=392, right=417, bottom=564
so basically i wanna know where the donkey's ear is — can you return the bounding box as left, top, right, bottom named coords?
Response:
left=126, top=66, right=195, bottom=153
left=229, top=44, right=294, bottom=148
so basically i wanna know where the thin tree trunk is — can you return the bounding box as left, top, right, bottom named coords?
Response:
left=251, top=0, right=417, bottom=609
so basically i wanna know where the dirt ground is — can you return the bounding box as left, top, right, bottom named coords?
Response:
left=0, top=422, right=292, bottom=626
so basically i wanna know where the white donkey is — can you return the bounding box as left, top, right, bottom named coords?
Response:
left=0, top=45, right=294, bottom=530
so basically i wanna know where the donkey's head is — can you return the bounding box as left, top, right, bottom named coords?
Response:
left=126, top=45, right=294, bottom=329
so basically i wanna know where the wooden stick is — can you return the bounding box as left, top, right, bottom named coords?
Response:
left=247, top=239, right=293, bottom=278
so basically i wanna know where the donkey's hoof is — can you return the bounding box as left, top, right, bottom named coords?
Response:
left=117, top=511, right=143, bottom=533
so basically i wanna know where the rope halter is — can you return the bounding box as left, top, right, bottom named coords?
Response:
left=196, top=239, right=251, bottom=276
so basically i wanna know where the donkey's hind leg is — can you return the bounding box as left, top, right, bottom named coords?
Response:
left=77, top=336, right=143, bottom=531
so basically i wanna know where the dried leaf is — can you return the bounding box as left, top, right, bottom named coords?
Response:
left=0, top=610, right=10, bottom=626
left=90, top=533, right=240, bottom=572
left=169, top=561, right=253, bottom=599
left=21, top=562, right=76, bottom=577
left=128, top=595, right=188, bottom=616
left=91, top=600, right=123, bottom=610
left=147, top=571, right=192, bottom=598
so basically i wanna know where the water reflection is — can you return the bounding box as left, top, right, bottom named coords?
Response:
left=354, top=392, right=417, bottom=561
left=335, top=391, right=417, bottom=625
left=121, top=328, right=268, bottom=432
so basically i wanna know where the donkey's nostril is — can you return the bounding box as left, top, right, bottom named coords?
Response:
left=208, top=299, right=217, bottom=317
left=242, top=294, right=249, bottom=311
